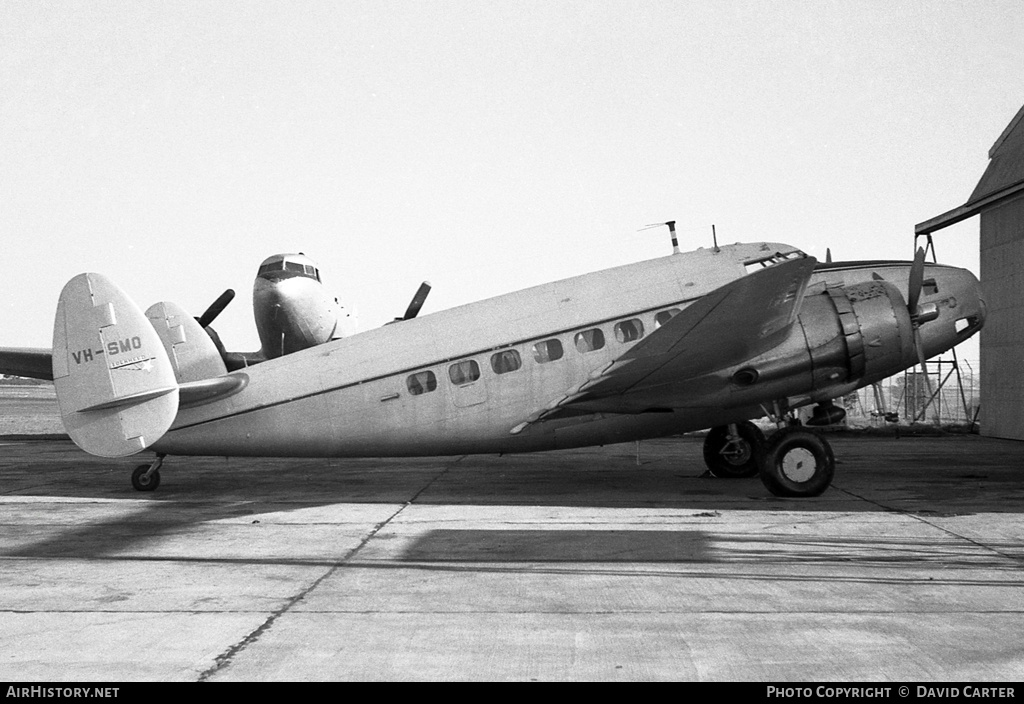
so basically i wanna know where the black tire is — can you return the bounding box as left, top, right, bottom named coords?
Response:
left=759, top=428, right=834, bottom=497
left=131, top=464, right=161, bottom=492
left=703, top=421, right=765, bottom=478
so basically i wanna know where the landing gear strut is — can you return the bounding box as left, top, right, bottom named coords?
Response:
left=131, top=454, right=164, bottom=492
left=702, top=420, right=836, bottom=497
left=702, top=421, right=764, bottom=478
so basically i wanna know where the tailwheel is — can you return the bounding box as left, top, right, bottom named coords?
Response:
left=703, top=421, right=765, bottom=478
left=131, top=454, right=164, bottom=492
left=759, top=427, right=834, bottom=497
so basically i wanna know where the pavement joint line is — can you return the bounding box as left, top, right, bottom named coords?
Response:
left=193, top=455, right=465, bottom=682
left=832, top=484, right=1024, bottom=564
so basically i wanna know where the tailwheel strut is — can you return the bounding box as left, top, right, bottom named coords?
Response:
left=131, top=454, right=165, bottom=492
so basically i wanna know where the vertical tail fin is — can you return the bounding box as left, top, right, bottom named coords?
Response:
left=52, top=273, right=179, bottom=458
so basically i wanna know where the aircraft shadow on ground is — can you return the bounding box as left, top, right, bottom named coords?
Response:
left=4, top=437, right=1024, bottom=563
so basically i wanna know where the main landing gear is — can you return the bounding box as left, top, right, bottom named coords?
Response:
left=703, top=421, right=835, bottom=497
left=131, top=454, right=164, bottom=492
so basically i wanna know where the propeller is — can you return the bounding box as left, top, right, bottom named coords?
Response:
left=907, top=247, right=925, bottom=318
left=907, top=247, right=938, bottom=407
left=197, top=289, right=236, bottom=328
left=398, top=281, right=431, bottom=322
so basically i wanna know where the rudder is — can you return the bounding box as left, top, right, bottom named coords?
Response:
left=52, top=273, right=179, bottom=457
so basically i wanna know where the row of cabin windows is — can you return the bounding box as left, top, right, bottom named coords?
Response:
left=405, top=308, right=681, bottom=396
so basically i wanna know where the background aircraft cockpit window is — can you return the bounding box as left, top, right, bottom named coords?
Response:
left=532, top=339, right=564, bottom=363
left=449, top=360, right=481, bottom=385
left=406, top=371, right=437, bottom=395
left=490, top=349, right=522, bottom=374
left=614, top=319, right=644, bottom=343
left=574, top=328, right=605, bottom=353
left=654, top=309, right=681, bottom=328
left=285, top=261, right=306, bottom=273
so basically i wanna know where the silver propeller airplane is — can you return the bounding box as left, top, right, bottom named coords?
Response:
left=0, top=241, right=985, bottom=498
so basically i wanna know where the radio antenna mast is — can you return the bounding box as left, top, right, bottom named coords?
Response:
left=640, top=221, right=679, bottom=254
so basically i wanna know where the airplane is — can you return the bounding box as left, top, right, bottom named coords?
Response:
left=0, top=240, right=985, bottom=499
left=212, top=252, right=360, bottom=369
left=0, top=252, right=360, bottom=378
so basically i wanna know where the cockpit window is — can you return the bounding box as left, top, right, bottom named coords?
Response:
left=257, top=259, right=321, bottom=281
left=744, top=250, right=807, bottom=274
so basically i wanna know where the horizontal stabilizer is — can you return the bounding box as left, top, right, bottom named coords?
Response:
left=52, top=273, right=179, bottom=458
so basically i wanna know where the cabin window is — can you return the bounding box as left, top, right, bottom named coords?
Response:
left=449, top=360, right=481, bottom=385
left=654, top=309, right=680, bottom=328
left=490, top=349, right=522, bottom=374
left=407, top=371, right=437, bottom=396
left=532, top=339, right=564, bottom=363
left=614, top=319, right=644, bottom=343
left=574, top=328, right=605, bottom=353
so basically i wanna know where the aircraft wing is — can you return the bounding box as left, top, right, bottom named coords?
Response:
left=0, top=348, right=54, bottom=381
left=511, top=255, right=817, bottom=433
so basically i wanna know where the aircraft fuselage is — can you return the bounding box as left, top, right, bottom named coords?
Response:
left=152, top=243, right=985, bottom=458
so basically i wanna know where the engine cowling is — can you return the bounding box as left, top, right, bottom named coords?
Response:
left=820, top=279, right=917, bottom=387
left=727, top=280, right=918, bottom=406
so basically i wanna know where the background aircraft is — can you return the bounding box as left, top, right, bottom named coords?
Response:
left=0, top=252, right=360, bottom=377
left=0, top=242, right=984, bottom=499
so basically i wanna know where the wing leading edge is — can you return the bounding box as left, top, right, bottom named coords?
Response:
left=0, top=348, right=54, bottom=381
left=511, top=255, right=818, bottom=433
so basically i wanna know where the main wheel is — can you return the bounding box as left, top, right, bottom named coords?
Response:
left=759, top=428, right=834, bottom=497
left=703, top=421, right=765, bottom=478
left=131, top=464, right=161, bottom=492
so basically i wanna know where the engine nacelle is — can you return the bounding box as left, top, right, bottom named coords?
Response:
left=727, top=279, right=918, bottom=407
left=821, top=279, right=917, bottom=386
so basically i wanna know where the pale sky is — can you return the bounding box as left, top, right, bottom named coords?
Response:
left=2, top=1, right=1022, bottom=360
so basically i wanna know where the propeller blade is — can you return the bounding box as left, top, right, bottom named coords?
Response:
left=825, top=248, right=832, bottom=264
left=402, top=281, right=432, bottom=320
left=197, top=289, right=236, bottom=328
left=914, top=329, right=934, bottom=398
left=907, top=247, right=926, bottom=316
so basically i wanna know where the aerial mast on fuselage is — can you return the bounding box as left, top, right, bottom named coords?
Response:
left=641, top=220, right=680, bottom=254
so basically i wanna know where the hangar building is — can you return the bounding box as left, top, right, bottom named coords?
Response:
left=917, top=104, right=1024, bottom=440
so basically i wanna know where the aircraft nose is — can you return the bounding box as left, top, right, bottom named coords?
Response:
left=931, top=266, right=985, bottom=343
left=956, top=268, right=985, bottom=333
